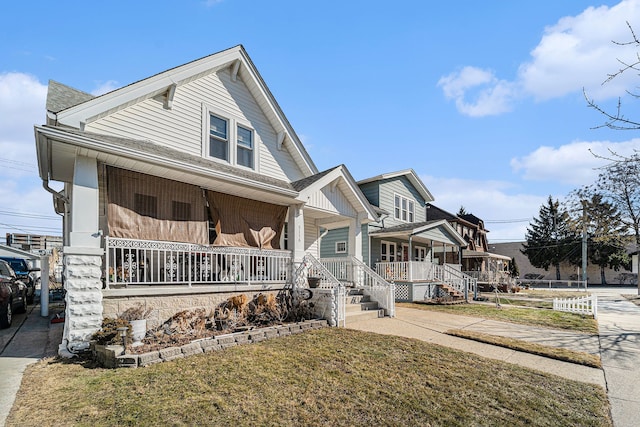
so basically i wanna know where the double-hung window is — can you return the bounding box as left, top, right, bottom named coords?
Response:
left=236, top=125, right=254, bottom=169
left=206, top=108, right=256, bottom=170
left=209, top=114, right=229, bottom=161
left=394, top=194, right=415, bottom=223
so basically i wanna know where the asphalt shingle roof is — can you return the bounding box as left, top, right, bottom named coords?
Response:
left=46, top=81, right=95, bottom=113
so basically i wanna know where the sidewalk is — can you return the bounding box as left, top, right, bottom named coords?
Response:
left=592, top=292, right=640, bottom=427
left=347, top=306, right=606, bottom=387
left=0, top=304, right=64, bottom=427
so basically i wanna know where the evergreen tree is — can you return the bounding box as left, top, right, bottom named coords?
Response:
left=509, top=257, right=520, bottom=278
left=522, top=196, right=580, bottom=280
left=569, top=191, right=632, bottom=285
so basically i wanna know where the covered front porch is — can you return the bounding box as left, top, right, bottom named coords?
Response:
left=369, top=220, right=476, bottom=302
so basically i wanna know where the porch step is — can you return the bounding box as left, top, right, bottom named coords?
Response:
left=438, top=283, right=464, bottom=298
left=344, top=288, right=383, bottom=322
left=346, top=301, right=379, bottom=313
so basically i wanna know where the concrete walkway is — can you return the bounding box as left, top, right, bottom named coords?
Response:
left=0, top=304, right=63, bottom=427
left=347, top=306, right=606, bottom=387
left=592, top=292, right=640, bottom=427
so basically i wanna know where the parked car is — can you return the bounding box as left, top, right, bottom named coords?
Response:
left=0, top=257, right=37, bottom=304
left=0, top=259, right=28, bottom=328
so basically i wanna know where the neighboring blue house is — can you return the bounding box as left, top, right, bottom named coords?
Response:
left=320, top=169, right=476, bottom=302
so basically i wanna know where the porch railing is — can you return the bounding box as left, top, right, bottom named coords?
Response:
left=375, top=260, right=476, bottom=301
left=295, top=253, right=345, bottom=326
left=105, top=237, right=292, bottom=289
left=463, top=270, right=512, bottom=285
left=349, top=257, right=395, bottom=317
left=322, top=256, right=395, bottom=317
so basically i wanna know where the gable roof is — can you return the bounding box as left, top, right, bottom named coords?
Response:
left=425, top=204, right=456, bottom=221
left=49, top=45, right=317, bottom=177
left=369, top=219, right=468, bottom=247
left=293, top=165, right=377, bottom=222
left=357, top=169, right=434, bottom=203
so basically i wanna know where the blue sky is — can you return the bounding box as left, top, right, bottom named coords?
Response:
left=2, top=0, right=640, bottom=243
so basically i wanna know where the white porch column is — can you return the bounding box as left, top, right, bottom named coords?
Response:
left=60, top=156, right=103, bottom=356
left=288, top=204, right=305, bottom=263
left=69, top=156, right=101, bottom=249
left=348, top=213, right=364, bottom=261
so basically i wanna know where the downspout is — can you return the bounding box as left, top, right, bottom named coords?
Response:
left=42, top=177, right=68, bottom=204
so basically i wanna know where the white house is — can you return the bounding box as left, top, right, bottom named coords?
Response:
left=34, top=46, right=388, bottom=355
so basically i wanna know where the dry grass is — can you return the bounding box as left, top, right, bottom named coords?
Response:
left=7, top=329, right=610, bottom=427
left=397, top=302, right=599, bottom=334
left=446, top=329, right=602, bottom=368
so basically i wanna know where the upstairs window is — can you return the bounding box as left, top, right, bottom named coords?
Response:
left=394, top=194, right=415, bottom=223
left=204, top=107, right=257, bottom=170
left=209, top=114, right=229, bottom=161
left=237, top=125, right=254, bottom=169
left=335, top=241, right=347, bottom=254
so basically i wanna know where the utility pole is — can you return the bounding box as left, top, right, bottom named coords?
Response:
left=581, top=200, right=588, bottom=288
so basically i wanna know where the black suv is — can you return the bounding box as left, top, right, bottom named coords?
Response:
left=0, top=257, right=37, bottom=304
left=0, top=259, right=28, bottom=328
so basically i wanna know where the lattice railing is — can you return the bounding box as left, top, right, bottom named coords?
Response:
left=105, top=237, right=292, bottom=289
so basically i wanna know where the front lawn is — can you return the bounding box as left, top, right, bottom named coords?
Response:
left=8, top=329, right=610, bottom=426
left=397, top=302, right=599, bottom=334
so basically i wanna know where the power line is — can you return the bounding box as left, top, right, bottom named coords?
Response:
left=485, top=218, right=532, bottom=224
left=0, top=210, right=59, bottom=220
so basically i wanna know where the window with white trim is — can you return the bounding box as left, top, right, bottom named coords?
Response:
left=335, top=241, right=347, bottom=254
left=236, top=125, right=254, bottom=169
left=204, top=106, right=257, bottom=171
left=209, top=114, right=229, bottom=161
left=394, top=194, right=415, bottom=223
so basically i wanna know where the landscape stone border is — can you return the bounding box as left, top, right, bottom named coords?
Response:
left=91, top=319, right=328, bottom=369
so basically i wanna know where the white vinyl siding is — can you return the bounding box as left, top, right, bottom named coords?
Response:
left=86, top=68, right=305, bottom=182
left=304, top=216, right=319, bottom=256
left=305, top=186, right=357, bottom=217
left=377, top=177, right=426, bottom=227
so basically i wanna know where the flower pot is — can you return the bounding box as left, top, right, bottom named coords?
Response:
left=307, top=277, right=321, bottom=288
left=130, top=319, right=147, bottom=347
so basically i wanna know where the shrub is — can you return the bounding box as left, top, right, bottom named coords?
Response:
left=91, top=317, right=132, bottom=345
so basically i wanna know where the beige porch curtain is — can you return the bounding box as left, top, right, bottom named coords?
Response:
left=206, top=190, right=287, bottom=249
left=107, top=166, right=208, bottom=244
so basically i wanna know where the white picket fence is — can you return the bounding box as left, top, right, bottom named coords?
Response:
left=553, top=294, right=597, bottom=319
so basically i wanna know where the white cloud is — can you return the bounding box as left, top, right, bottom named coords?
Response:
left=91, top=80, right=119, bottom=96
left=0, top=72, right=59, bottom=240
left=510, top=139, right=640, bottom=185
left=520, top=0, right=640, bottom=101
left=422, top=175, right=547, bottom=242
left=437, top=67, right=518, bottom=117
left=440, top=0, right=640, bottom=116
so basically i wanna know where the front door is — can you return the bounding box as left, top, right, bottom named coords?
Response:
left=381, top=241, right=397, bottom=262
